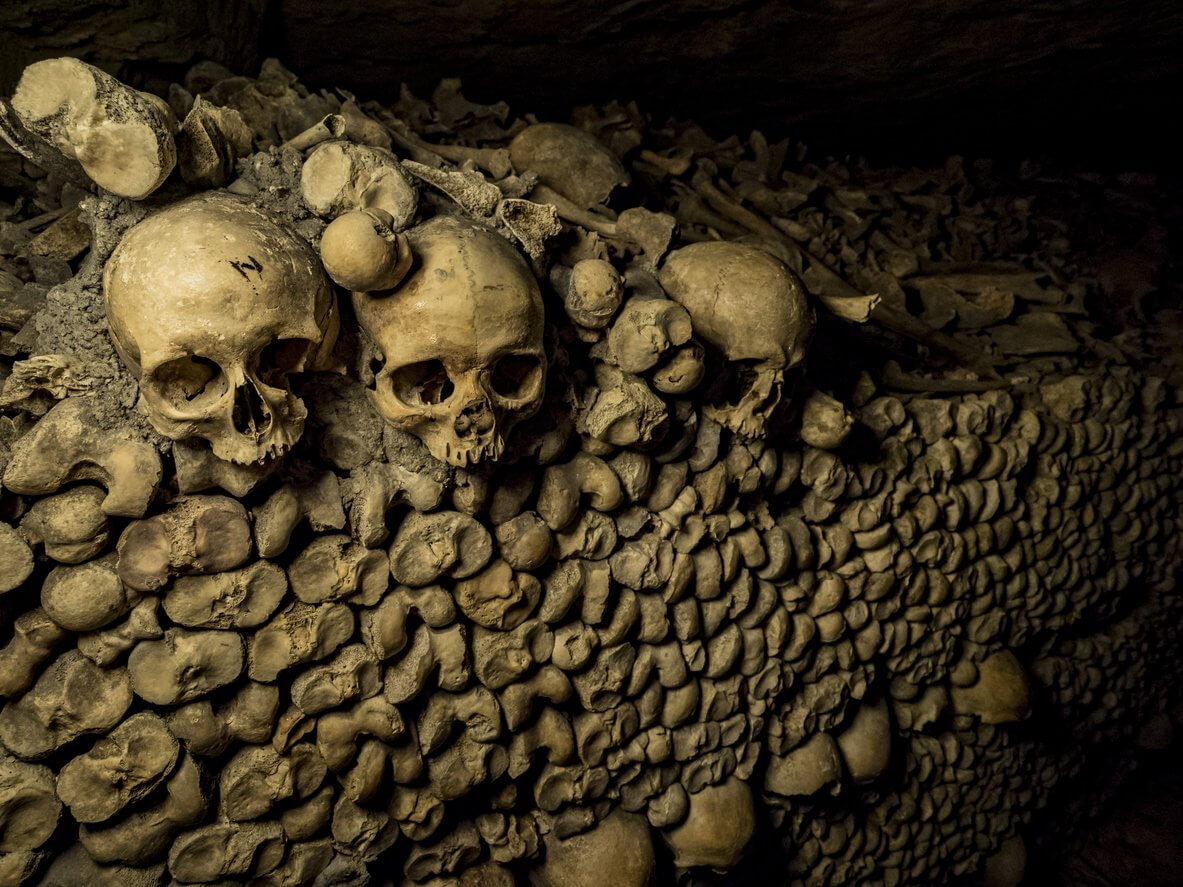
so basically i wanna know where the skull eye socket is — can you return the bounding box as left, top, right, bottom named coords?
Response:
left=489, top=354, right=543, bottom=401
left=151, top=355, right=226, bottom=409
left=390, top=360, right=455, bottom=407
left=704, top=357, right=761, bottom=408
left=257, top=338, right=314, bottom=388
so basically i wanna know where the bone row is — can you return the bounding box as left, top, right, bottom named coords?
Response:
left=2, top=352, right=1178, bottom=885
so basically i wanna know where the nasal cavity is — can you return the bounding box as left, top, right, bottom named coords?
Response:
left=455, top=399, right=494, bottom=436
left=231, top=384, right=271, bottom=436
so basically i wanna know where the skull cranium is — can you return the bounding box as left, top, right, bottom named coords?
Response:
left=659, top=241, right=814, bottom=439
left=103, top=192, right=338, bottom=464
left=353, top=216, right=547, bottom=467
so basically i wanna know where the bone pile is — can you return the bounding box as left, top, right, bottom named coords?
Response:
left=0, top=56, right=1180, bottom=887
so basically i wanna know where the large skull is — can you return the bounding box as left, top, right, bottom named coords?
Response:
left=353, top=216, right=546, bottom=467
left=659, top=241, right=814, bottom=439
left=104, top=192, right=338, bottom=464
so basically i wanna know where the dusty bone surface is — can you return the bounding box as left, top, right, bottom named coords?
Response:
left=0, top=52, right=1180, bottom=887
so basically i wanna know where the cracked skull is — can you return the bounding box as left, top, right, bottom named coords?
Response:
left=103, top=192, right=338, bottom=464
left=659, top=241, right=814, bottom=438
left=353, top=216, right=546, bottom=467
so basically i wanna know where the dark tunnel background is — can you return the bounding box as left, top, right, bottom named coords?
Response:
left=2, top=0, right=1182, bottom=170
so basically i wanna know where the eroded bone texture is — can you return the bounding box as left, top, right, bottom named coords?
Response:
left=0, top=56, right=1180, bottom=887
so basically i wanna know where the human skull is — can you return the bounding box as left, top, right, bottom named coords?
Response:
left=659, top=241, right=814, bottom=439
left=353, top=216, right=546, bottom=467
left=104, top=192, right=338, bottom=464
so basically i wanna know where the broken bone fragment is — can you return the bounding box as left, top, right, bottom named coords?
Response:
left=5, top=56, right=176, bottom=198
left=103, top=192, right=339, bottom=465
left=579, top=363, right=669, bottom=447
left=177, top=96, right=252, bottom=188
left=353, top=215, right=546, bottom=467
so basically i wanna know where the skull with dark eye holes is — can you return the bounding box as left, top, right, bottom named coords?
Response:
left=659, top=241, right=814, bottom=440
left=352, top=216, right=547, bottom=468
left=103, top=192, right=339, bottom=465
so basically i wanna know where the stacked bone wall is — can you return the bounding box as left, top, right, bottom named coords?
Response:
left=0, top=58, right=1180, bottom=887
